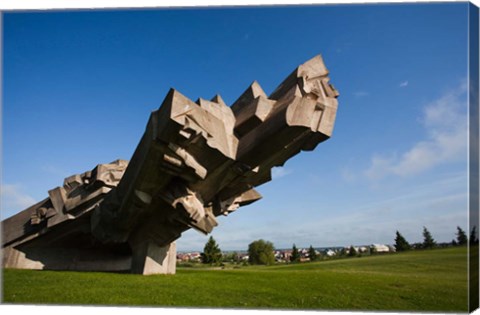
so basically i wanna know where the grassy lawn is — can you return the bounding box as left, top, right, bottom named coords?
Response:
left=2, top=247, right=468, bottom=312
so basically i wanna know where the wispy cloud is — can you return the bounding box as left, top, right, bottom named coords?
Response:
left=266, top=181, right=467, bottom=248
left=340, top=166, right=357, bottom=183
left=176, top=171, right=468, bottom=251
left=353, top=91, right=369, bottom=97
left=271, top=167, right=292, bottom=180
left=365, top=82, right=467, bottom=181
left=335, top=42, right=353, bottom=54
left=399, top=80, right=409, bottom=87
left=1, top=184, right=37, bottom=217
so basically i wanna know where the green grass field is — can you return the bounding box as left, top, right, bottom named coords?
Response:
left=2, top=247, right=469, bottom=312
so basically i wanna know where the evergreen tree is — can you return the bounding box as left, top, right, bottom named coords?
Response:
left=201, top=236, right=222, bottom=264
left=456, top=226, right=468, bottom=245
left=248, top=239, right=275, bottom=265
left=290, top=244, right=300, bottom=263
left=422, top=226, right=436, bottom=249
left=394, top=230, right=411, bottom=251
left=348, top=245, right=357, bottom=257
left=470, top=226, right=478, bottom=245
left=308, top=245, right=318, bottom=261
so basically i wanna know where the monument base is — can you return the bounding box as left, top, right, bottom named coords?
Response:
left=2, top=245, right=132, bottom=272
left=3, top=234, right=176, bottom=275
left=131, top=241, right=176, bottom=275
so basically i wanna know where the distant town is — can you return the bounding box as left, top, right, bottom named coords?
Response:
left=175, top=226, right=477, bottom=266
left=176, top=245, right=374, bottom=263
left=176, top=242, right=455, bottom=264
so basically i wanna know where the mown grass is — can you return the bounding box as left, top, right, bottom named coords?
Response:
left=2, top=247, right=469, bottom=312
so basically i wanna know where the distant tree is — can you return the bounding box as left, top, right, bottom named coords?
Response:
left=451, top=239, right=457, bottom=246
left=290, top=244, right=300, bottom=263
left=348, top=245, right=357, bottom=257
left=470, top=226, right=479, bottom=245
left=411, top=242, right=423, bottom=250
left=394, top=231, right=411, bottom=251
left=248, top=239, right=275, bottom=265
left=308, top=245, right=318, bottom=261
left=231, top=251, right=240, bottom=263
left=456, top=226, right=468, bottom=245
left=222, top=252, right=238, bottom=263
left=201, top=236, right=222, bottom=264
left=422, top=226, right=436, bottom=249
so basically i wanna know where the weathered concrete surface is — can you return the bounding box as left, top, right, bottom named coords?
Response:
left=2, top=55, right=339, bottom=275
left=131, top=241, right=176, bottom=275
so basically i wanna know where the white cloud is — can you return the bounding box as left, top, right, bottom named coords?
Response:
left=365, top=82, right=467, bottom=181
left=1, top=184, right=37, bottom=217
left=399, top=81, right=409, bottom=87
left=271, top=167, right=292, bottom=179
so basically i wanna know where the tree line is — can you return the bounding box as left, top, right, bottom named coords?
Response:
left=394, top=225, right=478, bottom=252
left=199, top=225, right=479, bottom=265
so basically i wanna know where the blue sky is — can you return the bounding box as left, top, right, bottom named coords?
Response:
left=2, top=3, right=471, bottom=251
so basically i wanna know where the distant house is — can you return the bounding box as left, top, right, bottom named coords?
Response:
left=190, top=252, right=201, bottom=261
left=274, top=250, right=289, bottom=262
left=358, top=246, right=368, bottom=253
left=282, top=250, right=292, bottom=262
left=176, top=252, right=201, bottom=262
left=387, top=245, right=396, bottom=252
left=345, top=246, right=361, bottom=255
left=240, top=254, right=249, bottom=261
left=176, top=253, right=186, bottom=262
left=300, top=248, right=309, bottom=257
left=325, top=249, right=336, bottom=256
left=371, top=244, right=390, bottom=253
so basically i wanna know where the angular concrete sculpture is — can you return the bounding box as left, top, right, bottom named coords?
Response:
left=2, top=55, right=339, bottom=275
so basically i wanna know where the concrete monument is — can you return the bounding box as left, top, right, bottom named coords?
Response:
left=2, top=55, right=339, bottom=274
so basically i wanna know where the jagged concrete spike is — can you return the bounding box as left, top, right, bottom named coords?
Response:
left=210, top=94, right=227, bottom=107
left=230, top=81, right=267, bottom=114
left=2, top=55, right=339, bottom=275
left=234, top=96, right=275, bottom=137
